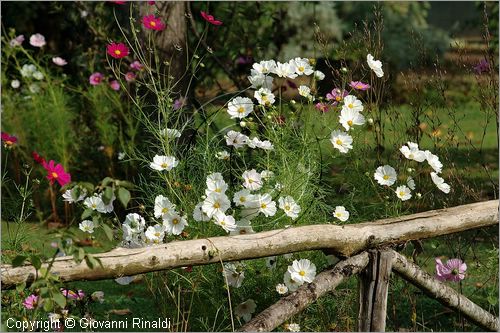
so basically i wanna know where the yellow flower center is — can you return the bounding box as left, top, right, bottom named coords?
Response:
left=336, top=96, right=341, bottom=101
left=348, top=103, right=354, bottom=108
left=154, top=232, right=161, bottom=237
left=213, top=202, right=220, bottom=209
left=284, top=205, right=290, bottom=211
left=92, top=204, right=97, bottom=209
left=215, top=188, right=221, bottom=193
left=172, top=219, right=179, bottom=225
left=356, top=84, right=363, bottom=88
left=383, top=175, right=389, bottom=180
left=409, top=153, right=414, bottom=159
left=162, top=207, right=169, bottom=214
left=336, top=212, right=342, bottom=217
left=347, top=120, right=353, bottom=126
left=5, top=140, right=13, bottom=145
left=248, top=179, right=254, bottom=183
left=114, top=50, right=121, bottom=55
left=299, top=270, right=306, bottom=276
left=161, top=163, right=168, bottom=169
left=298, top=66, right=304, bottom=72
left=336, top=139, right=343, bottom=145
left=51, top=172, right=59, bottom=178
left=239, top=197, right=246, bottom=203
left=237, top=107, right=245, bottom=114
left=261, top=203, right=267, bottom=209
left=150, top=21, right=156, bottom=27
left=399, top=191, right=405, bottom=197
left=220, top=220, right=226, bottom=226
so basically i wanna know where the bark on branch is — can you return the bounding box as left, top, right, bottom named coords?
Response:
left=240, top=252, right=370, bottom=332
left=391, top=250, right=499, bottom=332
left=1, top=200, right=497, bottom=288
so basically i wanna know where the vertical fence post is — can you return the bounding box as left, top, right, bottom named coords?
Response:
left=357, top=249, right=394, bottom=332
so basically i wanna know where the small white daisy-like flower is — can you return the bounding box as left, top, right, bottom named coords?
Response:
left=11, top=79, right=21, bottom=89
left=227, top=96, right=254, bottom=119
left=216, top=150, right=230, bottom=160
left=292, top=57, right=314, bottom=76
left=425, top=150, right=443, bottom=173
left=242, top=169, right=263, bottom=191
left=260, top=170, right=274, bottom=180
left=97, top=193, right=115, bottom=214
left=278, top=196, right=301, bottom=220
left=223, top=262, right=245, bottom=288
left=225, top=130, right=249, bottom=148
left=333, top=206, right=349, bottom=222
left=234, top=299, right=257, bottom=323
left=79, top=220, right=94, bottom=233
left=314, top=70, right=325, bottom=81
left=395, top=185, right=412, bottom=201
left=339, top=108, right=365, bottom=131
left=276, top=283, right=288, bottom=295
left=400, top=142, right=426, bottom=162
left=257, top=193, right=277, bottom=217
left=254, top=87, right=276, bottom=106
left=159, top=128, right=181, bottom=139
left=230, top=219, right=255, bottom=236
left=367, top=53, right=384, bottom=77
left=298, top=85, right=311, bottom=98
left=288, top=259, right=317, bottom=283
left=252, top=60, right=277, bottom=75
left=342, top=95, right=364, bottom=113
left=283, top=270, right=303, bottom=292
left=273, top=61, right=298, bottom=79
left=330, top=130, right=353, bottom=154
left=144, top=224, right=166, bottom=244
left=248, top=70, right=274, bottom=89
left=407, top=176, right=416, bottom=190
left=150, top=155, right=179, bottom=171
left=374, top=165, right=397, bottom=186
left=206, top=179, right=228, bottom=196
left=287, top=323, right=301, bottom=332
left=123, top=213, right=146, bottom=234
left=62, top=187, right=87, bottom=203
left=213, top=212, right=237, bottom=232
left=154, top=195, right=176, bottom=219
left=202, top=192, right=231, bottom=218
left=163, top=213, right=188, bottom=235
left=193, top=202, right=211, bottom=222
left=233, top=189, right=253, bottom=207
left=430, top=172, right=451, bottom=194
left=84, top=195, right=105, bottom=212
left=207, top=172, right=224, bottom=184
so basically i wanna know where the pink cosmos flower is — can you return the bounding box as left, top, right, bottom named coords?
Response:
left=52, top=57, right=67, bottom=66
left=107, top=42, right=129, bottom=59
left=349, top=81, right=370, bottom=91
left=315, top=102, right=330, bottom=113
left=9, top=34, right=24, bottom=47
left=326, top=88, right=348, bottom=106
left=23, top=294, right=39, bottom=310
left=435, top=258, right=467, bottom=282
left=109, top=80, right=120, bottom=91
left=142, top=15, right=166, bottom=31
left=130, top=60, right=144, bottom=71
left=61, top=289, right=85, bottom=300
left=200, top=11, right=223, bottom=25
left=89, top=72, right=104, bottom=86
left=1, top=132, right=18, bottom=147
left=29, top=33, right=46, bottom=47
left=124, top=72, right=136, bottom=82
left=148, top=1, right=155, bottom=4
left=42, top=160, right=71, bottom=187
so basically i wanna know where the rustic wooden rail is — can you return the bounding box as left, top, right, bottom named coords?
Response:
left=1, top=200, right=497, bottom=289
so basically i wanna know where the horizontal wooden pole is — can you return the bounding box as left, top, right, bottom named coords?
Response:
left=240, top=252, right=370, bottom=332
left=1, top=200, right=497, bottom=288
left=392, top=250, right=499, bottom=332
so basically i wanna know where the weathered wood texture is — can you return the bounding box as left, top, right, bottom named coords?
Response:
left=392, top=250, right=499, bottom=332
left=240, top=252, right=370, bottom=332
left=1, top=200, right=497, bottom=288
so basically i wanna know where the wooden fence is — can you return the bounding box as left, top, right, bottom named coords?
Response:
left=1, top=200, right=499, bottom=331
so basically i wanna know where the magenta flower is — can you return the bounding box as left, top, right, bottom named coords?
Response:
left=142, top=15, right=166, bottom=31
left=349, top=81, right=370, bottom=91
left=23, top=294, right=39, bottom=310
left=130, top=60, right=144, bottom=71
left=314, top=102, right=330, bottom=113
left=473, top=59, right=490, bottom=74
left=124, top=72, right=136, bottom=82
left=109, top=80, right=120, bottom=91
left=42, top=160, right=71, bottom=187
left=107, top=42, right=129, bottom=59
left=1, top=132, right=18, bottom=147
left=326, top=88, right=348, bottom=106
left=200, top=11, right=223, bottom=26
left=89, top=72, right=104, bottom=86
left=435, top=258, right=467, bottom=282
left=9, top=34, right=24, bottom=47
left=147, top=1, right=155, bottom=4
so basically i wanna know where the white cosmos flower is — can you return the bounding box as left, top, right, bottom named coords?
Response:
left=215, top=150, right=230, bottom=160
left=227, top=96, right=254, bottom=119
left=150, top=155, right=179, bottom=171
left=283, top=270, right=303, bottom=292
left=32, top=71, right=44, bottom=80
left=273, top=61, right=298, bottom=79
left=339, top=108, right=365, bottom=131
left=333, top=206, right=349, bottom=222
left=62, top=187, right=87, bottom=203
left=252, top=60, right=277, bottom=74
left=230, top=219, right=255, bottom=236
left=257, top=193, right=277, bottom=217
left=79, top=220, right=94, bottom=233
left=330, top=130, right=353, bottom=153
left=97, top=192, right=115, bottom=213
left=84, top=195, right=106, bottom=212
left=288, top=258, right=317, bottom=283
left=276, top=283, right=288, bottom=295
left=314, top=70, right=325, bottom=81
left=144, top=224, right=166, bottom=244
left=213, top=212, right=237, bottom=232
left=206, top=175, right=228, bottom=195
left=261, top=170, right=274, bottom=180
left=233, top=189, right=253, bottom=206
left=254, top=87, right=276, bottom=106
left=242, top=169, right=263, bottom=191
left=247, top=137, right=274, bottom=150
left=395, top=185, right=412, bottom=201
left=278, top=196, right=301, bottom=220
left=193, top=202, right=211, bottom=222
left=343, top=95, right=364, bottom=113
left=425, top=150, right=443, bottom=173
left=298, top=85, right=311, bottom=98
left=292, top=57, right=314, bottom=76
left=202, top=192, right=231, bottom=218
left=20, top=64, right=37, bottom=78
left=248, top=70, right=274, bottom=89
left=159, top=128, right=181, bottom=139
left=234, top=299, right=257, bottom=323
left=223, top=262, right=245, bottom=288
left=430, top=172, right=451, bottom=194
left=11, top=80, right=20, bottom=89
left=367, top=53, right=384, bottom=77
left=163, top=213, right=188, bottom=235
left=287, top=323, right=301, bottom=332
left=207, top=172, right=224, bottom=184
left=407, top=176, right=416, bottom=190
left=374, top=165, right=397, bottom=186
left=123, top=213, right=146, bottom=234
left=400, top=142, right=426, bottom=162
left=225, top=130, right=249, bottom=148
left=154, top=195, right=176, bottom=219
